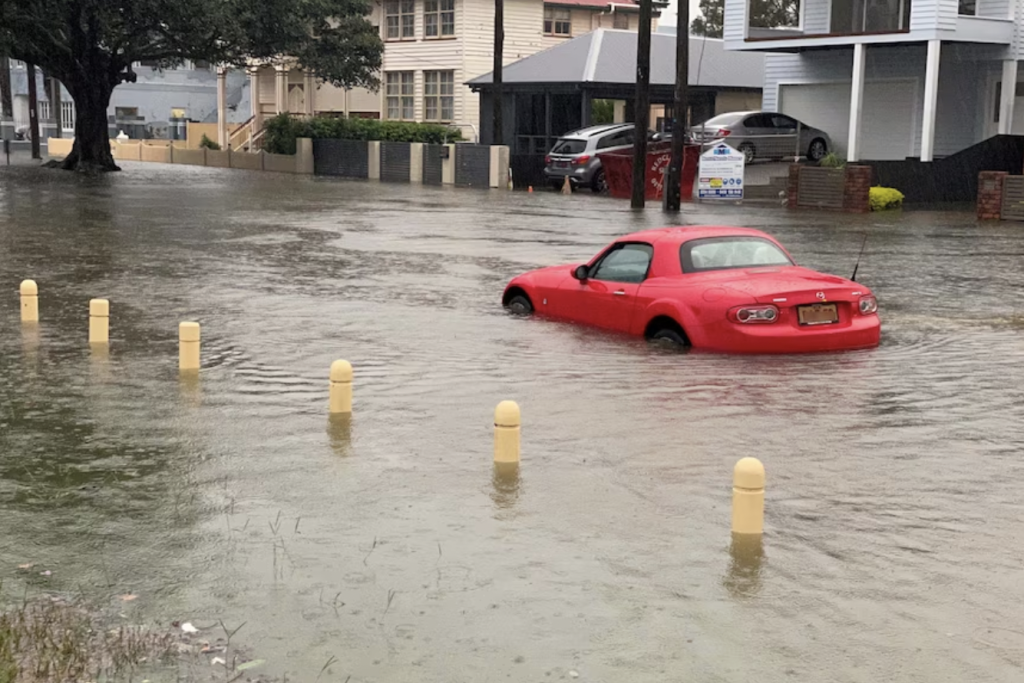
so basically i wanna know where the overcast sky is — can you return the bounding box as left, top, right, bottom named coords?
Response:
left=660, top=0, right=705, bottom=28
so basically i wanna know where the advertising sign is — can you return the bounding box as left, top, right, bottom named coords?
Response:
left=698, top=143, right=745, bottom=200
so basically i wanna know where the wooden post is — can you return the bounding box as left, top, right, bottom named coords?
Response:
left=630, top=0, right=653, bottom=209
left=27, top=63, right=40, bottom=159
left=663, top=2, right=689, bottom=212
left=493, top=0, right=504, bottom=145
left=47, top=74, right=62, bottom=138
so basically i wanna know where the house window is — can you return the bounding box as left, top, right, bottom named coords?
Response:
left=425, top=0, right=455, bottom=38
left=613, top=12, right=629, bottom=30
left=424, top=70, right=454, bottom=121
left=192, top=60, right=211, bottom=70
left=749, top=0, right=800, bottom=29
left=959, top=0, right=976, bottom=15
left=139, top=59, right=161, bottom=68
left=10, top=60, right=26, bottom=69
left=385, top=0, right=416, bottom=40
left=544, top=8, right=571, bottom=36
left=386, top=71, right=415, bottom=119
left=38, top=101, right=50, bottom=121
left=61, top=101, right=76, bottom=131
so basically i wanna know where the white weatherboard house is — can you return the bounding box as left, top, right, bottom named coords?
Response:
left=723, top=0, right=1024, bottom=162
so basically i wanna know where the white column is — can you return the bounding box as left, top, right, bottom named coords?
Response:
left=999, top=59, right=1018, bottom=135
left=216, top=67, right=228, bottom=148
left=303, top=71, right=315, bottom=115
left=847, top=43, right=866, bottom=162
left=920, top=39, right=941, bottom=162
left=275, top=65, right=288, bottom=114
left=248, top=67, right=260, bottom=119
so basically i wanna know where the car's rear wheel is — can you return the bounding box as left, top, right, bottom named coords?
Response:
left=738, top=143, right=756, bottom=164
left=506, top=294, right=533, bottom=316
left=650, top=328, right=686, bottom=346
left=807, top=138, right=827, bottom=162
left=591, top=169, right=608, bottom=194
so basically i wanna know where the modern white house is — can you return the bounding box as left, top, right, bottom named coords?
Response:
left=723, top=0, right=1024, bottom=162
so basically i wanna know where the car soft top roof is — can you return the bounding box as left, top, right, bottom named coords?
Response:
left=620, top=225, right=775, bottom=245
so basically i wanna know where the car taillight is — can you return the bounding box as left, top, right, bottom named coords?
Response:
left=715, top=129, right=731, bottom=137
left=545, top=155, right=551, bottom=164
left=730, top=305, right=779, bottom=324
left=858, top=295, right=878, bottom=315
left=574, top=155, right=591, bottom=165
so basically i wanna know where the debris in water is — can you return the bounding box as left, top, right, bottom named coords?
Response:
left=39, top=570, right=52, bottom=577
left=17, top=563, right=34, bottom=570
left=211, top=657, right=226, bottom=666
left=237, top=659, right=265, bottom=671
left=181, top=622, right=199, bottom=634
left=120, top=594, right=138, bottom=602
left=569, top=671, right=579, bottom=678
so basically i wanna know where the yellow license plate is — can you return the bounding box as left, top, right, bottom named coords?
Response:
left=797, top=303, right=838, bottom=325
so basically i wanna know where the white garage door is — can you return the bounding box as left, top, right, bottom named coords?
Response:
left=779, top=80, right=917, bottom=161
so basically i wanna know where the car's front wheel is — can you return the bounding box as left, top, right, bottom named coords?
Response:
left=650, top=328, right=686, bottom=346
left=807, top=138, right=827, bottom=162
left=505, top=294, right=533, bottom=316
left=591, top=169, right=608, bottom=194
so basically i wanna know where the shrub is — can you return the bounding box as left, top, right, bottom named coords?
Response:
left=262, top=114, right=464, bottom=155
left=870, top=186, right=904, bottom=211
left=818, top=152, right=846, bottom=169
left=198, top=134, right=221, bottom=150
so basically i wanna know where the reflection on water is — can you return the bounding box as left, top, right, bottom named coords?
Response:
left=2, top=163, right=1024, bottom=682
left=723, top=533, right=765, bottom=599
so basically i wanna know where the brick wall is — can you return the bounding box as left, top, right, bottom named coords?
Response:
left=843, top=165, right=871, bottom=214
left=977, top=171, right=1007, bottom=220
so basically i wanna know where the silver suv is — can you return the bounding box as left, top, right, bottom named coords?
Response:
left=544, top=123, right=660, bottom=194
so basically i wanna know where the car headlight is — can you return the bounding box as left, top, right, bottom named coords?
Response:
left=859, top=296, right=878, bottom=315
left=731, top=305, right=779, bottom=324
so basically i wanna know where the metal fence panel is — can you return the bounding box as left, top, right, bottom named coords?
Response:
left=796, top=167, right=845, bottom=209
left=454, top=144, right=491, bottom=188
left=313, top=139, right=369, bottom=178
left=380, top=142, right=411, bottom=183
left=1002, top=176, right=1024, bottom=221
left=423, top=144, right=444, bottom=185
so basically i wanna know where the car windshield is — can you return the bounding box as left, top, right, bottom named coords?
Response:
left=550, top=139, right=587, bottom=155
left=681, top=236, right=793, bottom=273
left=698, top=112, right=746, bottom=128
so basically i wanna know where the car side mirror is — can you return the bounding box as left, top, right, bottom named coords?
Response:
left=572, top=265, right=589, bottom=281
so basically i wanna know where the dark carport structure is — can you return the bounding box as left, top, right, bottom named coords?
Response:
left=468, top=29, right=765, bottom=186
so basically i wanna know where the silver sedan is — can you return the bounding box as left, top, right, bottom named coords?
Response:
left=689, top=111, right=832, bottom=164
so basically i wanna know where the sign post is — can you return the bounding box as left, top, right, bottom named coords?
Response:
left=698, top=143, right=745, bottom=201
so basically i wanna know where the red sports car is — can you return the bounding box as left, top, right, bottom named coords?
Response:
left=502, top=226, right=880, bottom=354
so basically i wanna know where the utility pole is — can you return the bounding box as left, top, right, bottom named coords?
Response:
left=664, top=4, right=690, bottom=211
left=493, top=0, right=504, bottom=145
left=47, top=74, right=62, bottom=138
left=630, top=0, right=653, bottom=209
left=27, top=63, right=40, bottom=159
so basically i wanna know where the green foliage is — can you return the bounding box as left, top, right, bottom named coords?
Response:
left=818, top=152, right=846, bottom=169
left=198, top=134, right=220, bottom=151
left=592, top=99, right=615, bottom=125
left=870, top=186, right=904, bottom=211
left=692, top=0, right=800, bottom=38
left=263, top=114, right=463, bottom=155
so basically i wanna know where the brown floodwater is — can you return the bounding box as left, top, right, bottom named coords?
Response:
left=1, top=161, right=1023, bottom=682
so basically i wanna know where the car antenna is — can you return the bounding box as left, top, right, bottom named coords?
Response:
left=851, top=233, right=868, bottom=282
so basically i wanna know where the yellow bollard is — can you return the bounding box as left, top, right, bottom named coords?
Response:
left=561, top=176, right=572, bottom=195
left=731, top=457, right=765, bottom=535
left=179, top=322, right=201, bottom=372
left=89, top=299, right=109, bottom=344
left=493, top=400, right=521, bottom=464
left=329, top=360, right=353, bottom=414
left=20, top=280, right=38, bottom=322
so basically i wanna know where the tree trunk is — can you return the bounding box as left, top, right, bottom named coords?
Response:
left=0, top=56, right=13, bottom=120
left=61, top=80, right=118, bottom=172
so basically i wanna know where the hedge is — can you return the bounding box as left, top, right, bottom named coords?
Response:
left=869, top=186, right=904, bottom=211
left=263, top=114, right=463, bottom=155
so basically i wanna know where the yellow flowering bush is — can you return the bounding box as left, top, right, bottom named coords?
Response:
left=870, top=186, right=904, bottom=211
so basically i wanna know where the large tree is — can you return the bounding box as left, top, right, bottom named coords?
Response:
left=0, top=0, right=383, bottom=172
left=691, top=0, right=800, bottom=38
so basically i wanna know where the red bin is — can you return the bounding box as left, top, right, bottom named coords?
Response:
left=598, top=143, right=700, bottom=202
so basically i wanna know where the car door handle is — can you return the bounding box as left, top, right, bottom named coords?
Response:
left=613, top=290, right=627, bottom=296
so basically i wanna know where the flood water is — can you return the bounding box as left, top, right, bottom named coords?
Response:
left=1, top=162, right=1023, bottom=682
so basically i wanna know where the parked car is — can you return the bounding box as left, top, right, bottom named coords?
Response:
left=689, top=112, right=831, bottom=164
left=543, top=123, right=662, bottom=194
left=501, top=226, right=880, bottom=354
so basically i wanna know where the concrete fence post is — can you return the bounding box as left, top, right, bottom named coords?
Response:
left=368, top=141, right=381, bottom=180
left=410, top=143, right=424, bottom=183
left=489, top=145, right=511, bottom=189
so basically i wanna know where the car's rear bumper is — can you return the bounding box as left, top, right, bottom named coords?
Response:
left=695, top=315, right=881, bottom=354
left=544, top=165, right=595, bottom=186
